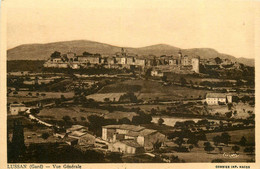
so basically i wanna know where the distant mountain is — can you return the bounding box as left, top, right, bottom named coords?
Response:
left=7, top=40, right=254, bottom=67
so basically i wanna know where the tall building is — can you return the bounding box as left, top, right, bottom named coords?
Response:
left=191, top=57, right=200, bottom=73
left=178, top=50, right=183, bottom=65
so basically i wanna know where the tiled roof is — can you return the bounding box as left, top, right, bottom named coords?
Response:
left=206, top=93, right=227, bottom=98
left=103, top=124, right=145, bottom=132
left=126, top=129, right=157, bottom=137
left=10, top=104, right=26, bottom=107
left=139, top=129, right=157, bottom=136
left=69, top=131, right=87, bottom=137
left=118, top=139, right=142, bottom=148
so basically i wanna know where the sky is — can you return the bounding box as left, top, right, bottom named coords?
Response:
left=4, top=0, right=260, bottom=58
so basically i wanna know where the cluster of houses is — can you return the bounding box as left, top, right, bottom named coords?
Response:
left=102, top=124, right=165, bottom=154
left=43, top=49, right=200, bottom=74
left=53, top=124, right=166, bottom=154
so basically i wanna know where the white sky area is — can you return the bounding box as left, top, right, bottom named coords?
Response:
left=5, top=0, right=260, bottom=58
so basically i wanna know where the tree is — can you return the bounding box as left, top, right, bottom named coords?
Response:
left=244, top=147, right=254, bottom=155
left=232, top=145, right=240, bottom=154
left=218, top=147, right=223, bottom=154
left=239, top=136, right=247, bottom=146
left=187, top=136, right=199, bottom=146
left=158, top=117, right=164, bottom=126
left=174, top=137, right=185, bottom=148
left=50, top=51, right=61, bottom=58
left=197, top=132, right=207, bottom=141
left=227, top=103, right=233, bottom=110
left=42, top=132, right=50, bottom=140
left=213, top=135, right=222, bottom=146
left=204, top=142, right=215, bottom=153
left=104, top=98, right=110, bottom=102
left=188, top=145, right=194, bottom=152
left=162, top=76, right=167, bottom=82
left=221, top=132, right=231, bottom=146
left=214, top=57, right=222, bottom=64
left=83, top=51, right=92, bottom=56
left=180, top=77, right=187, bottom=86
left=151, top=108, right=157, bottom=115
left=225, top=111, right=232, bottom=118
left=11, top=120, right=26, bottom=161
left=60, top=95, right=66, bottom=102
left=62, top=116, right=71, bottom=123
left=118, top=117, right=131, bottom=124
left=80, top=116, right=86, bottom=121
left=153, top=140, right=162, bottom=151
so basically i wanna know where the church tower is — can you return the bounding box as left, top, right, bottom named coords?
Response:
left=178, top=50, right=183, bottom=65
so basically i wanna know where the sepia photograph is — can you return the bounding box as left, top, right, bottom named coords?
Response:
left=2, top=0, right=259, bottom=167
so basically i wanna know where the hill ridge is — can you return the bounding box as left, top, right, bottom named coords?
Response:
left=7, top=40, right=254, bottom=67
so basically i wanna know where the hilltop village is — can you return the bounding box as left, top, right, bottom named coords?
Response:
left=43, top=48, right=200, bottom=74
left=7, top=47, right=255, bottom=163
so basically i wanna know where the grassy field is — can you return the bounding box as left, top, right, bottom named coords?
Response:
left=207, top=103, right=254, bottom=119
left=37, top=106, right=109, bottom=122
left=8, top=91, right=74, bottom=104
left=86, top=93, right=125, bottom=102
left=206, top=128, right=255, bottom=144
left=104, top=111, right=137, bottom=121
left=98, top=79, right=208, bottom=101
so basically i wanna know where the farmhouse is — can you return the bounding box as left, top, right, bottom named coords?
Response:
left=102, top=124, right=145, bottom=142
left=108, top=139, right=144, bottom=154
left=206, top=93, right=233, bottom=105
left=151, top=70, right=164, bottom=77
left=66, top=125, right=88, bottom=133
left=9, top=103, right=27, bottom=115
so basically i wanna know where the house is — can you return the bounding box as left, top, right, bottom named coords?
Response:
left=9, top=103, right=27, bottom=115
left=151, top=70, right=164, bottom=77
left=206, top=93, right=233, bottom=105
left=126, top=57, right=135, bottom=65
left=102, top=124, right=145, bottom=142
left=102, top=124, right=165, bottom=150
left=66, top=125, right=88, bottom=133
left=127, top=129, right=166, bottom=149
left=135, top=58, right=146, bottom=66
left=78, top=133, right=96, bottom=146
left=108, top=139, right=144, bottom=154
left=77, top=55, right=100, bottom=64
left=8, top=71, right=30, bottom=76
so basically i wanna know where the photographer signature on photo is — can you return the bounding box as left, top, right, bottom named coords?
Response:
left=223, top=152, right=239, bottom=158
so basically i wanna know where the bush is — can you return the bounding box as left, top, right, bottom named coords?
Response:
left=42, top=132, right=50, bottom=140
left=173, top=146, right=189, bottom=152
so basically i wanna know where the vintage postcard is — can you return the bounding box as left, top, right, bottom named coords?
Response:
left=1, top=0, right=259, bottom=169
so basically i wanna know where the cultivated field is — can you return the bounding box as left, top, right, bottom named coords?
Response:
left=86, top=93, right=125, bottom=102
left=98, top=79, right=208, bottom=101
left=8, top=91, right=74, bottom=104
left=37, top=107, right=109, bottom=122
